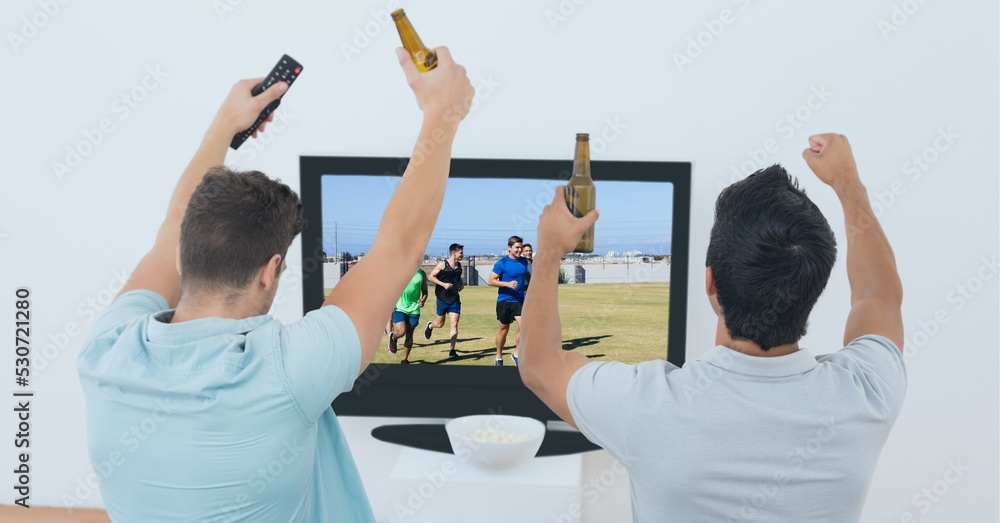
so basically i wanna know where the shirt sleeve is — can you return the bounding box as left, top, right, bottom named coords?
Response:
left=279, top=305, right=362, bottom=423
left=566, top=361, right=639, bottom=464
left=818, top=334, right=907, bottom=419
left=491, top=259, right=504, bottom=277
left=81, top=289, right=168, bottom=350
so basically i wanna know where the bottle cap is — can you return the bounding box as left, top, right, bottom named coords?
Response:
left=391, top=8, right=406, bottom=20
left=576, top=133, right=590, bottom=141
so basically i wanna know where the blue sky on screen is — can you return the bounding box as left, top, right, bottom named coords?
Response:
left=320, top=175, right=673, bottom=257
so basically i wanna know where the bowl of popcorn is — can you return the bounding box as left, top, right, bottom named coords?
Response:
left=445, top=415, right=546, bottom=470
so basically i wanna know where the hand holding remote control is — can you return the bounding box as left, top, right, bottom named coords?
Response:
left=225, top=54, right=303, bottom=150
left=210, top=79, right=286, bottom=144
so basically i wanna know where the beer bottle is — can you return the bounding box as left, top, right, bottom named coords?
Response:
left=566, top=133, right=596, bottom=253
left=391, top=9, right=438, bottom=72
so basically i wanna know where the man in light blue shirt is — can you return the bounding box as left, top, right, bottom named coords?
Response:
left=77, top=47, right=474, bottom=522
left=520, top=134, right=906, bottom=521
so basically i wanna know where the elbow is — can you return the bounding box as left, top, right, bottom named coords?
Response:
left=518, top=347, right=535, bottom=386
left=520, top=363, right=541, bottom=394
left=853, top=278, right=903, bottom=309
left=517, top=344, right=543, bottom=393
left=883, top=270, right=904, bottom=305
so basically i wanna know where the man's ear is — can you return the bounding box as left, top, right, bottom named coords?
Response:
left=260, top=254, right=283, bottom=290
left=706, top=266, right=721, bottom=316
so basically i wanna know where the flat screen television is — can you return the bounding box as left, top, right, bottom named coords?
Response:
left=300, top=156, right=691, bottom=453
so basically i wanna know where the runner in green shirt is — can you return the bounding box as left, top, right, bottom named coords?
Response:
left=388, top=269, right=427, bottom=364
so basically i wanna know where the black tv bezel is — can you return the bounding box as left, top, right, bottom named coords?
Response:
left=300, top=156, right=691, bottom=421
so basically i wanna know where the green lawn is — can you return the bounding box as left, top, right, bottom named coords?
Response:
left=326, top=282, right=670, bottom=366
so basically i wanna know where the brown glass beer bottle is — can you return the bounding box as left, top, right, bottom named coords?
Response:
left=391, top=9, right=438, bottom=72
left=566, top=133, right=596, bottom=253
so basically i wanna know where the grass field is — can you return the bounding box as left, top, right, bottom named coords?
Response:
left=325, top=282, right=670, bottom=366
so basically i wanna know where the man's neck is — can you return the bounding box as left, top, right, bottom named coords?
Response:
left=715, top=319, right=799, bottom=357
left=507, top=253, right=518, bottom=260
left=171, top=293, right=264, bottom=323
left=724, top=340, right=799, bottom=357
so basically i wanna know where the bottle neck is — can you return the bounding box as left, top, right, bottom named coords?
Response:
left=572, top=140, right=591, bottom=178
left=394, top=18, right=427, bottom=52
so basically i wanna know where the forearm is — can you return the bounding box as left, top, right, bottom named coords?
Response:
left=113, top=125, right=232, bottom=306
left=369, top=116, right=457, bottom=267
left=837, top=181, right=902, bottom=305
left=331, top=115, right=459, bottom=367
left=157, top=126, right=230, bottom=241
left=520, top=254, right=574, bottom=387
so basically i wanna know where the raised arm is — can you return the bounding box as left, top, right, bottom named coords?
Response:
left=802, top=134, right=904, bottom=350
left=325, top=47, right=474, bottom=375
left=519, top=187, right=599, bottom=427
left=115, top=79, right=288, bottom=307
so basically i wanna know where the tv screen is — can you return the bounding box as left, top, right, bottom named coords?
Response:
left=322, top=176, right=674, bottom=366
left=300, top=157, right=690, bottom=421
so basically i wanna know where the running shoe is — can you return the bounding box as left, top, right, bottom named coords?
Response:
left=494, top=358, right=503, bottom=367
left=388, top=333, right=397, bottom=354
left=511, top=353, right=519, bottom=367
left=424, top=321, right=433, bottom=340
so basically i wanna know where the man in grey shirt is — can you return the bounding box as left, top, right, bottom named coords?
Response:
left=519, top=134, right=905, bottom=522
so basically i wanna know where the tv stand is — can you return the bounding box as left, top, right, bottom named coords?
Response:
left=371, top=422, right=600, bottom=456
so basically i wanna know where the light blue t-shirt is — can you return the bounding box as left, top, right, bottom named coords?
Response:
left=568, top=335, right=907, bottom=523
left=77, top=290, right=375, bottom=523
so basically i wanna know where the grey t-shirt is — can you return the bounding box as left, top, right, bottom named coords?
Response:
left=567, top=335, right=906, bottom=523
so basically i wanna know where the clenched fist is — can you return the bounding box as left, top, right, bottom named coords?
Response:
left=801, top=133, right=862, bottom=193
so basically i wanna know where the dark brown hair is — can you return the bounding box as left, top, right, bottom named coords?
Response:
left=179, top=166, right=306, bottom=293
left=706, top=164, right=836, bottom=350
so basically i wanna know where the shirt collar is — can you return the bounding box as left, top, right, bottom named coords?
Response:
left=145, top=309, right=272, bottom=344
left=698, top=345, right=818, bottom=378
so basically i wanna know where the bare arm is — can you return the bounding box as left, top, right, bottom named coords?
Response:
left=116, top=79, right=288, bottom=307
left=325, top=47, right=474, bottom=375
left=803, top=134, right=904, bottom=350
left=427, top=262, right=448, bottom=287
left=519, top=187, right=599, bottom=427
left=488, top=272, right=514, bottom=289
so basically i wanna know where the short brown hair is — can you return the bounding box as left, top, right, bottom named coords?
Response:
left=180, top=166, right=306, bottom=292
left=507, top=235, right=523, bottom=247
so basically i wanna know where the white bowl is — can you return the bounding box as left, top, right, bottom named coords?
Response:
left=445, top=415, right=546, bottom=470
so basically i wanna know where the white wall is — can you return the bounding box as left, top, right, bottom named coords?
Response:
left=2, top=1, right=997, bottom=521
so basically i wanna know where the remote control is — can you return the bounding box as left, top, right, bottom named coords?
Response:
left=230, top=54, right=303, bottom=150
